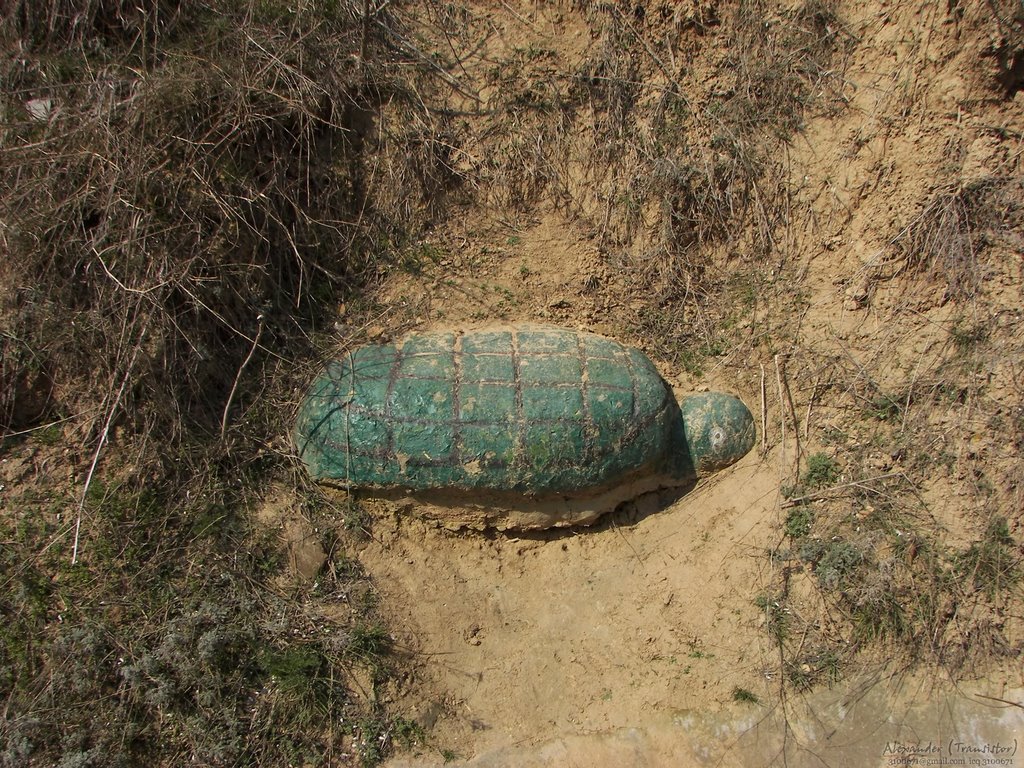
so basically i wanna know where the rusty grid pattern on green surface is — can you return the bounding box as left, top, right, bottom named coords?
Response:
left=298, top=328, right=673, bottom=488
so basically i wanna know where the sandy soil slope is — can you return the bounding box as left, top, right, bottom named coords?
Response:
left=282, top=0, right=1024, bottom=763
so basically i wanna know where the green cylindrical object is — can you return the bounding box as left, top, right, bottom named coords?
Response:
left=295, top=326, right=754, bottom=509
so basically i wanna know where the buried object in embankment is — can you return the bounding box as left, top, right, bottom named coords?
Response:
left=293, top=325, right=755, bottom=529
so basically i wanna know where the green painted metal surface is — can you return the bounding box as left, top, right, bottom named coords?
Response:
left=294, top=327, right=753, bottom=495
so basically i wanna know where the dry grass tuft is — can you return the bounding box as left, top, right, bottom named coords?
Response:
left=892, top=178, right=1023, bottom=301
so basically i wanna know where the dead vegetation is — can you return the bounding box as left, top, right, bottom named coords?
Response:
left=413, top=0, right=854, bottom=368
left=0, top=0, right=454, bottom=764
left=0, top=0, right=457, bottom=442
left=577, top=0, right=855, bottom=365
left=892, top=176, right=1022, bottom=301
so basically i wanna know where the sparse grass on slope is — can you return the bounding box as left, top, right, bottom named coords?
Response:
left=0, top=1, right=453, bottom=765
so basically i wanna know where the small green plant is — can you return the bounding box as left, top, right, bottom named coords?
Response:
left=399, top=242, right=444, bottom=275
left=949, top=320, right=990, bottom=353
left=803, top=453, right=840, bottom=489
left=392, top=716, right=426, bottom=748
left=248, top=527, right=287, bottom=578
left=786, top=664, right=813, bottom=690
left=355, top=715, right=388, bottom=768
left=853, top=588, right=909, bottom=642
left=868, top=392, right=903, bottom=422
left=343, top=498, right=373, bottom=536
left=816, top=540, right=864, bottom=590
left=347, top=624, right=391, bottom=661
left=732, top=687, right=760, bottom=704
left=189, top=503, right=230, bottom=540
left=786, top=648, right=842, bottom=690
left=34, top=424, right=63, bottom=446
left=262, top=645, right=323, bottom=695
left=819, top=425, right=849, bottom=446
left=785, top=506, right=814, bottom=538
left=679, top=349, right=705, bottom=378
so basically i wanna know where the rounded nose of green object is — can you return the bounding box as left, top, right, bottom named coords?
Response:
left=679, top=392, right=756, bottom=476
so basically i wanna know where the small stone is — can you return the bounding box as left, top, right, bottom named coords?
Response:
left=464, top=623, right=483, bottom=646
left=25, top=98, right=55, bottom=121
left=843, top=276, right=872, bottom=310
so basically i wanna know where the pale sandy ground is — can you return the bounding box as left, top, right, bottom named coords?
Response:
left=387, top=676, right=1024, bottom=767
